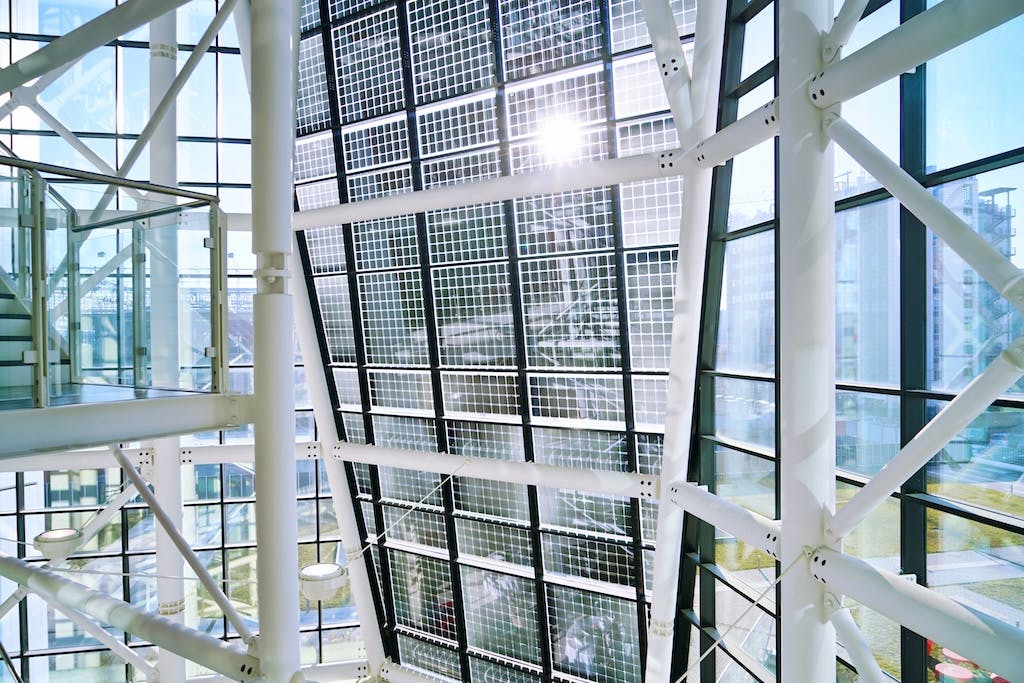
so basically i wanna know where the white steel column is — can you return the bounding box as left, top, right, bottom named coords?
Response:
left=149, top=12, right=187, bottom=681
left=778, top=0, right=836, bottom=681
left=251, top=0, right=301, bottom=681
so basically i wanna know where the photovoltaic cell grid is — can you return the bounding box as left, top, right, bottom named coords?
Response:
left=506, top=69, right=607, bottom=140
left=461, top=567, right=541, bottom=664
left=441, top=372, right=520, bottom=418
left=533, top=427, right=628, bottom=472
left=390, top=551, right=457, bottom=640
left=626, top=248, right=677, bottom=371
left=547, top=585, right=641, bottom=683
left=369, top=369, right=435, bottom=414
left=296, top=179, right=341, bottom=211
left=509, top=127, right=609, bottom=175
left=455, top=477, right=531, bottom=522
left=499, top=0, right=602, bottom=80
left=342, top=413, right=368, bottom=444
left=329, top=0, right=381, bottom=21
left=421, top=149, right=502, bottom=189
left=383, top=506, right=448, bottom=549
left=333, top=368, right=362, bottom=409
left=470, top=657, right=543, bottom=683
left=353, top=215, right=420, bottom=272
left=408, top=0, right=494, bottom=104
left=609, top=0, right=696, bottom=53
left=417, top=95, right=499, bottom=158
left=432, top=262, right=514, bottom=367
left=426, top=203, right=507, bottom=265
left=632, top=375, right=668, bottom=431
left=542, top=533, right=636, bottom=587
left=446, top=421, right=525, bottom=461
left=342, top=116, right=410, bottom=173
left=303, top=226, right=347, bottom=275
left=397, top=634, right=461, bottom=680
left=300, top=0, right=321, bottom=32
left=374, top=416, right=438, bottom=454
left=539, top=488, right=633, bottom=538
left=358, top=270, right=428, bottom=366
left=297, top=36, right=332, bottom=136
left=612, top=53, right=671, bottom=120
left=617, top=117, right=683, bottom=247
left=332, top=8, right=405, bottom=124
left=529, top=374, right=625, bottom=426
left=456, top=518, right=533, bottom=565
left=295, top=132, right=337, bottom=183
left=514, top=188, right=615, bottom=256
left=347, top=165, right=414, bottom=202
left=313, top=275, right=357, bottom=364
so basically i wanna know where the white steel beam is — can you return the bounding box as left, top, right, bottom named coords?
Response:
left=0, top=553, right=260, bottom=681
left=826, top=114, right=1024, bottom=312
left=188, top=660, right=371, bottom=683
left=251, top=0, right=301, bottom=680
left=50, top=245, right=133, bottom=321
left=637, top=0, right=693, bottom=139
left=381, top=661, right=452, bottom=683
left=665, top=481, right=780, bottom=559
left=46, top=602, right=158, bottom=680
left=0, top=0, right=191, bottom=94
left=0, top=446, right=149, bottom=473
left=290, top=243, right=388, bottom=671
left=829, top=335, right=1024, bottom=543
left=823, top=0, right=871, bottom=63
left=178, top=441, right=322, bottom=466
left=813, top=547, right=1024, bottom=681
left=642, top=0, right=726, bottom=679
left=828, top=605, right=889, bottom=683
left=334, top=443, right=658, bottom=500
left=811, top=0, right=1024, bottom=110
left=778, top=0, right=836, bottom=680
left=0, top=394, right=253, bottom=458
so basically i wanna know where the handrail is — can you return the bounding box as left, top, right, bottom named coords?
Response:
left=0, top=155, right=218, bottom=203
left=72, top=199, right=210, bottom=233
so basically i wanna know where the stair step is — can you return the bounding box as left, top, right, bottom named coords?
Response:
left=0, top=337, right=33, bottom=363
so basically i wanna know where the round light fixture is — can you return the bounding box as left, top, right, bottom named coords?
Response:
left=33, top=528, right=82, bottom=561
left=299, top=563, right=348, bottom=602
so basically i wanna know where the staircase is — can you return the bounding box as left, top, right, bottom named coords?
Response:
left=0, top=281, right=70, bottom=407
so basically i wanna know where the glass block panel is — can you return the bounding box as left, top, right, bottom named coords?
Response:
left=313, top=275, right=357, bottom=364
left=447, top=420, right=525, bottom=461
left=409, top=0, right=494, bottom=103
left=462, top=567, right=540, bottom=663
left=613, top=52, right=671, bottom=119
left=539, top=488, right=633, bottom=538
left=500, top=0, right=602, bottom=80
left=374, top=416, right=438, bottom=453
left=398, top=634, right=461, bottom=679
left=295, top=132, right=337, bottom=183
left=332, top=8, right=405, bottom=123
left=334, top=368, right=362, bottom=409
left=533, top=427, right=628, bottom=472
left=382, top=505, right=447, bottom=549
left=433, top=262, right=515, bottom=367
left=515, top=189, right=615, bottom=257
left=418, top=94, right=499, bottom=157
left=716, top=231, right=775, bottom=375
left=353, top=215, right=420, bottom=272
left=297, top=36, right=332, bottom=135
left=529, top=374, right=625, bottom=426
left=632, top=375, right=667, bottom=432
left=457, top=518, right=533, bottom=564
left=547, top=585, right=641, bottom=683
left=368, top=369, right=434, bottom=414
left=542, top=532, right=635, bottom=587
left=626, top=248, right=676, bottom=371
left=426, top=203, right=507, bottom=265
left=422, top=148, right=501, bottom=188
left=390, top=552, right=456, bottom=640
left=296, top=178, right=341, bottom=210
left=342, top=115, right=410, bottom=173
left=347, top=165, right=414, bottom=201
left=609, top=0, right=695, bottom=53
left=304, top=226, right=348, bottom=275
left=520, top=253, right=620, bottom=369
left=506, top=68, right=607, bottom=140
left=441, top=371, right=519, bottom=418
left=358, top=270, right=429, bottom=366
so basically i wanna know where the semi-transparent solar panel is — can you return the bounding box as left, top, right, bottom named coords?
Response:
left=499, top=0, right=602, bottom=80
left=361, top=502, right=378, bottom=533
left=529, top=374, right=625, bottom=425
left=617, top=117, right=684, bottom=246
left=313, top=275, right=357, bottom=363
left=329, top=0, right=381, bottom=21
left=456, top=518, right=533, bottom=565
left=358, top=270, right=429, bottom=366
left=303, top=226, right=347, bottom=275
left=379, top=466, right=443, bottom=507
left=625, top=248, right=676, bottom=371
left=333, top=8, right=405, bottom=123
left=520, top=254, right=620, bottom=369
left=509, top=127, right=608, bottom=174
left=506, top=69, right=607, bottom=140
left=632, top=376, right=667, bottom=432
left=342, top=115, right=410, bottom=173
left=640, top=498, right=658, bottom=544
left=447, top=421, right=525, bottom=461
left=408, top=0, right=494, bottom=104
left=635, top=433, right=662, bottom=476
left=441, top=372, right=519, bottom=418
left=461, top=567, right=540, bottom=663
left=333, top=368, right=363, bottom=409
left=296, top=178, right=341, bottom=210
left=470, top=658, right=543, bottom=683
left=352, top=463, right=373, bottom=495
left=432, top=262, right=514, bottom=367
left=547, top=586, right=641, bottom=683
left=347, top=165, right=414, bottom=202
left=613, top=53, right=671, bottom=119
left=454, top=477, right=530, bottom=522
left=342, top=413, right=368, bottom=444
left=533, top=427, right=628, bottom=472
left=417, top=94, right=499, bottom=157
left=426, top=203, right=507, bottom=265
left=421, top=149, right=501, bottom=189
left=369, top=369, right=435, bottom=414
left=542, top=533, right=635, bottom=587
left=514, top=189, right=615, bottom=256
left=300, top=0, right=321, bottom=32
left=374, top=416, right=437, bottom=454
left=609, top=0, right=696, bottom=53
left=353, top=215, right=420, bottom=271
left=397, top=634, right=461, bottom=680
left=383, top=506, right=447, bottom=549
left=297, top=36, right=332, bottom=136
left=539, top=488, right=633, bottom=538
left=390, top=551, right=456, bottom=640
left=295, top=132, right=337, bottom=183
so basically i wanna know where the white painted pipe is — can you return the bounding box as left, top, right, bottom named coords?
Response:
left=333, top=443, right=658, bottom=500
left=638, top=0, right=694, bottom=142
left=812, top=0, right=1024, bottom=110
left=823, top=0, right=871, bottom=63
left=0, top=552, right=260, bottom=680
left=292, top=150, right=680, bottom=229
left=666, top=481, right=780, bottom=559
left=112, top=446, right=256, bottom=643
left=289, top=242, right=387, bottom=671
left=779, top=0, right=837, bottom=680
left=47, top=602, right=158, bottom=680
left=828, top=606, right=889, bottom=683
left=827, top=114, right=1024, bottom=313
left=689, top=98, right=779, bottom=169
left=0, top=0, right=192, bottom=94
left=829, top=335, right=1024, bottom=543
left=232, top=0, right=253, bottom=95
left=379, top=660, right=444, bottom=683
left=51, top=245, right=132, bottom=320
left=813, top=548, right=1024, bottom=682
